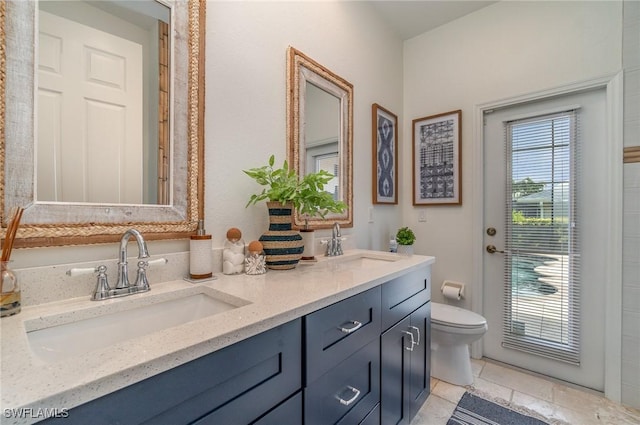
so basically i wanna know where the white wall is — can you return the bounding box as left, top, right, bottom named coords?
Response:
left=402, top=0, right=622, bottom=308
left=10, top=0, right=404, bottom=270
left=622, top=0, right=640, bottom=409
left=205, top=0, right=403, bottom=251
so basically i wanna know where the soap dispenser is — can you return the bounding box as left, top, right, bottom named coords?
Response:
left=189, top=220, right=213, bottom=280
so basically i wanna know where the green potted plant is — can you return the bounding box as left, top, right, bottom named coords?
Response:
left=396, top=226, right=416, bottom=255
left=244, top=155, right=346, bottom=265
left=296, top=174, right=346, bottom=261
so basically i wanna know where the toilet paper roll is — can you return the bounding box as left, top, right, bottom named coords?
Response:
left=442, top=285, right=461, bottom=300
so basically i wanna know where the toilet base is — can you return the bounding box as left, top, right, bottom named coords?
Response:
left=431, top=343, right=474, bottom=386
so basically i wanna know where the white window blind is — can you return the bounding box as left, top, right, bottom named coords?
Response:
left=503, top=110, right=581, bottom=365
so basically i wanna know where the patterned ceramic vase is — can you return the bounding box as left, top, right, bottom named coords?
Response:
left=397, top=244, right=414, bottom=256
left=259, top=202, right=304, bottom=270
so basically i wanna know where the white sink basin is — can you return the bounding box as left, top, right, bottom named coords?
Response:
left=26, top=287, right=250, bottom=363
left=325, top=251, right=402, bottom=270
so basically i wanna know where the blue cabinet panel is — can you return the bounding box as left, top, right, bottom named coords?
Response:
left=305, top=286, right=381, bottom=384
left=381, top=267, right=430, bottom=332
left=43, top=319, right=301, bottom=425
left=304, top=338, right=380, bottom=425
left=380, top=302, right=431, bottom=425
left=359, top=404, right=380, bottom=425
left=252, top=392, right=303, bottom=425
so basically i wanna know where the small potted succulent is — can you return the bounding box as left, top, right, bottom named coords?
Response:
left=395, top=226, right=416, bottom=256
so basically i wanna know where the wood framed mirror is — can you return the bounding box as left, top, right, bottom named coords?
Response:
left=1, top=0, right=205, bottom=247
left=287, top=47, right=353, bottom=229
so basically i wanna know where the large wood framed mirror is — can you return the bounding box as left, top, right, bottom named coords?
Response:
left=287, top=47, right=353, bottom=229
left=1, top=0, right=205, bottom=247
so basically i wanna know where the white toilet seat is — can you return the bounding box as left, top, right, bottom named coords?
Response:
left=431, top=321, right=487, bottom=335
left=431, top=302, right=487, bottom=328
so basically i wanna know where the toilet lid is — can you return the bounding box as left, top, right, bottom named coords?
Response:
left=431, top=303, right=487, bottom=328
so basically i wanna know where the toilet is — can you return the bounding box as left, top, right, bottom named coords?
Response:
left=431, top=302, right=488, bottom=386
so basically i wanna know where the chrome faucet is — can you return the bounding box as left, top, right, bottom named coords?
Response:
left=66, top=229, right=168, bottom=301
left=115, top=228, right=150, bottom=289
left=326, top=222, right=344, bottom=257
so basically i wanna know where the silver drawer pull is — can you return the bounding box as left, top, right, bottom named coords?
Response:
left=402, top=330, right=416, bottom=351
left=336, top=385, right=361, bottom=406
left=339, top=320, right=363, bottom=334
left=409, top=325, right=421, bottom=346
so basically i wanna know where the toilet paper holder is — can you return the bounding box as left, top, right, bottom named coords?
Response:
left=441, top=280, right=465, bottom=299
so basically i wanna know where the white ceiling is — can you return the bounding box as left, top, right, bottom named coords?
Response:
left=368, top=1, right=498, bottom=40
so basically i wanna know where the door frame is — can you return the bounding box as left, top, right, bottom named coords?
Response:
left=470, top=72, right=624, bottom=401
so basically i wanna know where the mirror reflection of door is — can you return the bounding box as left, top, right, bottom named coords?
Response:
left=36, top=0, right=170, bottom=205
left=304, top=82, right=340, bottom=199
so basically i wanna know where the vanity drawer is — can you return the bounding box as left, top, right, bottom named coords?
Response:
left=46, top=319, right=301, bottom=425
left=304, top=338, right=380, bottom=425
left=381, top=266, right=430, bottom=331
left=305, top=286, right=381, bottom=384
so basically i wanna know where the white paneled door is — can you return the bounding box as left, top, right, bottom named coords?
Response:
left=482, top=88, right=607, bottom=391
left=38, top=11, right=143, bottom=204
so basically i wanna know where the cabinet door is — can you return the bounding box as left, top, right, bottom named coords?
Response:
left=380, top=302, right=431, bottom=425
left=380, top=316, right=411, bottom=425
left=409, top=302, right=431, bottom=420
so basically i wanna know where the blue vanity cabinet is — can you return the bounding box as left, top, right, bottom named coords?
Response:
left=36, top=262, right=432, bottom=425
left=380, top=266, right=431, bottom=425
left=42, top=319, right=302, bottom=425
left=304, top=286, right=381, bottom=425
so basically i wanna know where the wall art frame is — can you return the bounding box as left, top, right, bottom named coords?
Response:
left=412, top=109, right=462, bottom=206
left=372, top=103, right=398, bottom=204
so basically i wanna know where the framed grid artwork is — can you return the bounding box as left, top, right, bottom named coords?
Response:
left=412, top=110, right=462, bottom=206
left=372, top=103, right=398, bottom=204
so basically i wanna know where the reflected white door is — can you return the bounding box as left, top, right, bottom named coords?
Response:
left=482, top=88, right=607, bottom=390
left=38, top=11, right=143, bottom=204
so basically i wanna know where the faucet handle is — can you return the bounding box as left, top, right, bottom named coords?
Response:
left=133, top=258, right=166, bottom=291
left=146, top=258, right=168, bottom=267
left=134, top=261, right=150, bottom=292
left=91, top=265, right=112, bottom=301
left=67, top=266, right=100, bottom=277
left=67, top=265, right=112, bottom=300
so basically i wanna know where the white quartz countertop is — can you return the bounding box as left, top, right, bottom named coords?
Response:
left=0, top=250, right=434, bottom=424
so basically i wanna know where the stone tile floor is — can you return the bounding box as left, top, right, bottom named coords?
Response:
left=412, top=359, right=640, bottom=425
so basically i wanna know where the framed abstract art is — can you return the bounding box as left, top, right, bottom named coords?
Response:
left=412, top=110, right=462, bottom=206
left=372, top=103, right=398, bottom=204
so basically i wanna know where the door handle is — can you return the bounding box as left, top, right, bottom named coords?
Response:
left=409, top=325, right=421, bottom=346
left=402, top=330, right=416, bottom=351
left=486, top=245, right=505, bottom=254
